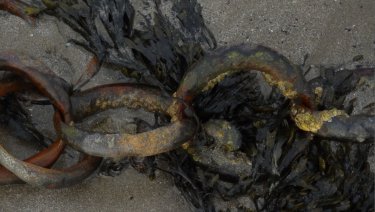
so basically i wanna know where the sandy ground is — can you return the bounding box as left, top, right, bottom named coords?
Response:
left=0, top=0, right=374, bottom=211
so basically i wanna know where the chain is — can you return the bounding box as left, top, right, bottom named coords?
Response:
left=0, top=41, right=373, bottom=188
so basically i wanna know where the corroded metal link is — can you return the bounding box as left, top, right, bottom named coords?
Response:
left=173, top=44, right=373, bottom=142
left=61, top=83, right=196, bottom=159
left=0, top=76, right=31, bottom=96
left=0, top=74, right=51, bottom=103
left=0, top=53, right=102, bottom=187
left=0, top=139, right=64, bottom=185
left=61, top=119, right=196, bottom=158
left=183, top=120, right=252, bottom=177
left=175, top=44, right=314, bottom=109
left=0, top=51, right=72, bottom=121
left=0, top=144, right=101, bottom=188
left=70, top=83, right=172, bottom=121
left=0, top=105, right=102, bottom=188
left=0, top=111, right=101, bottom=188
left=173, top=44, right=315, bottom=126
left=0, top=53, right=69, bottom=184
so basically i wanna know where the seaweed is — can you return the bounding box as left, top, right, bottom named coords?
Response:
left=47, top=0, right=216, bottom=92
left=0, top=94, right=45, bottom=147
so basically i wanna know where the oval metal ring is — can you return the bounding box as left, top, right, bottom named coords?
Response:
left=0, top=138, right=64, bottom=185
left=172, top=44, right=374, bottom=142
left=0, top=51, right=71, bottom=121
left=173, top=44, right=314, bottom=118
left=60, top=83, right=196, bottom=159
left=0, top=52, right=101, bottom=188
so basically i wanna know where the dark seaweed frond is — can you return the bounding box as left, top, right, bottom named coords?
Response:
left=0, top=94, right=46, bottom=147
left=47, top=0, right=216, bottom=92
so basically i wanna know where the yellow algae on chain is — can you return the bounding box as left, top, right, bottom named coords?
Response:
left=202, top=71, right=233, bottom=92
left=291, top=104, right=347, bottom=133
left=202, top=50, right=281, bottom=93
left=24, top=7, right=40, bottom=16
left=263, top=73, right=298, bottom=99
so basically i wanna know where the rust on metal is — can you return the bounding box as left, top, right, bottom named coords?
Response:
left=0, top=139, right=64, bottom=185
left=0, top=52, right=101, bottom=188
left=0, top=51, right=72, bottom=121
left=0, top=144, right=101, bottom=188
left=61, top=83, right=196, bottom=159
left=175, top=44, right=314, bottom=109
left=61, top=119, right=196, bottom=159
left=70, top=83, right=172, bottom=121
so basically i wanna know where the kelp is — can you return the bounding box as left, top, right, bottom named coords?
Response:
left=46, top=0, right=216, bottom=92
left=0, top=94, right=45, bottom=147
